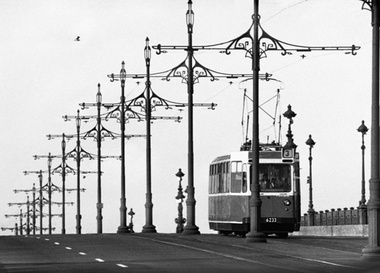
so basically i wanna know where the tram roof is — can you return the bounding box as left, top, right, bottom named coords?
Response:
left=211, top=149, right=283, bottom=164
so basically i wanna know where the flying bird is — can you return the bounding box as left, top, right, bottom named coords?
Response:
left=75, top=36, right=80, bottom=41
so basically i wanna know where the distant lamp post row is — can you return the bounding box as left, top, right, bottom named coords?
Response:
left=304, top=120, right=369, bottom=227
left=12, top=184, right=37, bottom=235
left=24, top=154, right=60, bottom=236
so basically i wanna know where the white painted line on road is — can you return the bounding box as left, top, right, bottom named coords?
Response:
left=117, top=264, right=128, bottom=268
left=233, top=244, right=361, bottom=270
left=36, top=237, right=40, bottom=239
left=79, top=252, right=87, bottom=256
left=54, top=242, right=60, bottom=245
left=66, top=247, right=72, bottom=250
left=142, top=237, right=296, bottom=272
left=95, top=258, right=104, bottom=263
left=45, top=238, right=50, bottom=241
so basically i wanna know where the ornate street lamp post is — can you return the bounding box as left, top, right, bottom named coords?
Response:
left=119, top=62, right=128, bottom=234
left=108, top=61, right=130, bottom=234
left=142, top=38, right=156, bottom=233
left=19, top=210, right=23, bottom=235
left=357, top=120, right=368, bottom=225
left=360, top=0, right=380, bottom=260
left=358, top=120, right=369, bottom=207
left=305, top=134, right=315, bottom=226
left=245, top=0, right=267, bottom=243
left=175, top=169, right=186, bottom=234
left=182, top=0, right=200, bottom=236
left=96, top=87, right=103, bottom=233
left=26, top=196, right=30, bottom=235
left=47, top=154, right=53, bottom=234
left=38, top=171, right=43, bottom=234
left=32, top=184, right=36, bottom=235
left=61, top=135, right=67, bottom=234
left=75, top=111, right=82, bottom=234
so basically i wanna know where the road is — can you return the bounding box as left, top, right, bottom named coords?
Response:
left=0, top=233, right=378, bottom=273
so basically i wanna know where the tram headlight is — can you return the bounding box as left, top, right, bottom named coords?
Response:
left=284, top=199, right=291, bottom=206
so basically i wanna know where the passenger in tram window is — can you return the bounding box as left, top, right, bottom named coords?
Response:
left=269, top=178, right=276, bottom=189
left=279, top=177, right=290, bottom=191
left=259, top=173, right=270, bottom=189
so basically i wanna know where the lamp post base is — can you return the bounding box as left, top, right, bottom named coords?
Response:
left=117, top=226, right=130, bottom=234
left=142, top=225, right=157, bottom=233
left=361, top=247, right=380, bottom=262
left=307, top=209, right=315, bottom=226
left=182, top=225, right=200, bottom=235
left=245, top=231, right=267, bottom=243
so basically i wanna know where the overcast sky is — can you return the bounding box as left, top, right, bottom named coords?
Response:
left=0, top=0, right=373, bottom=235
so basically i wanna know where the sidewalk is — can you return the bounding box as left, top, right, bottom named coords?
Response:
left=291, top=225, right=368, bottom=237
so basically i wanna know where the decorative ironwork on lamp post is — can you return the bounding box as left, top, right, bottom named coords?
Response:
left=305, top=134, right=315, bottom=226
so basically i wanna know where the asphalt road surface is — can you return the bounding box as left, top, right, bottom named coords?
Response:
left=0, top=233, right=378, bottom=272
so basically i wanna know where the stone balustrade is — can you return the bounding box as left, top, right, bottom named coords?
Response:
left=301, top=206, right=367, bottom=226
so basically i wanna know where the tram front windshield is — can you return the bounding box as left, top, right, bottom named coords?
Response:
left=258, top=164, right=291, bottom=192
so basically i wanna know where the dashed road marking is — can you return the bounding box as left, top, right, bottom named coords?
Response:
left=79, top=252, right=87, bottom=256
left=117, top=264, right=128, bottom=268
left=54, top=242, right=60, bottom=245
left=66, top=247, right=72, bottom=250
left=95, top=258, right=104, bottom=263
left=45, top=238, right=50, bottom=241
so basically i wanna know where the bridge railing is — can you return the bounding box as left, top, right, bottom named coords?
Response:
left=301, top=207, right=367, bottom=226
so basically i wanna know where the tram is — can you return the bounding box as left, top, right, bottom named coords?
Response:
left=208, top=142, right=300, bottom=237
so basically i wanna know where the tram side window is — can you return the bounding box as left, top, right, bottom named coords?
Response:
left=209, top=164, right=218, bottom=194
left=231, top=161, right=243, bottom=193
left=209, top=162, right=230, bottom=194
left=242, top=164, right=247, bottom=193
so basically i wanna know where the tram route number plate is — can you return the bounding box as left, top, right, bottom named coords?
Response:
left=265, top=217, right=277, bottom=223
